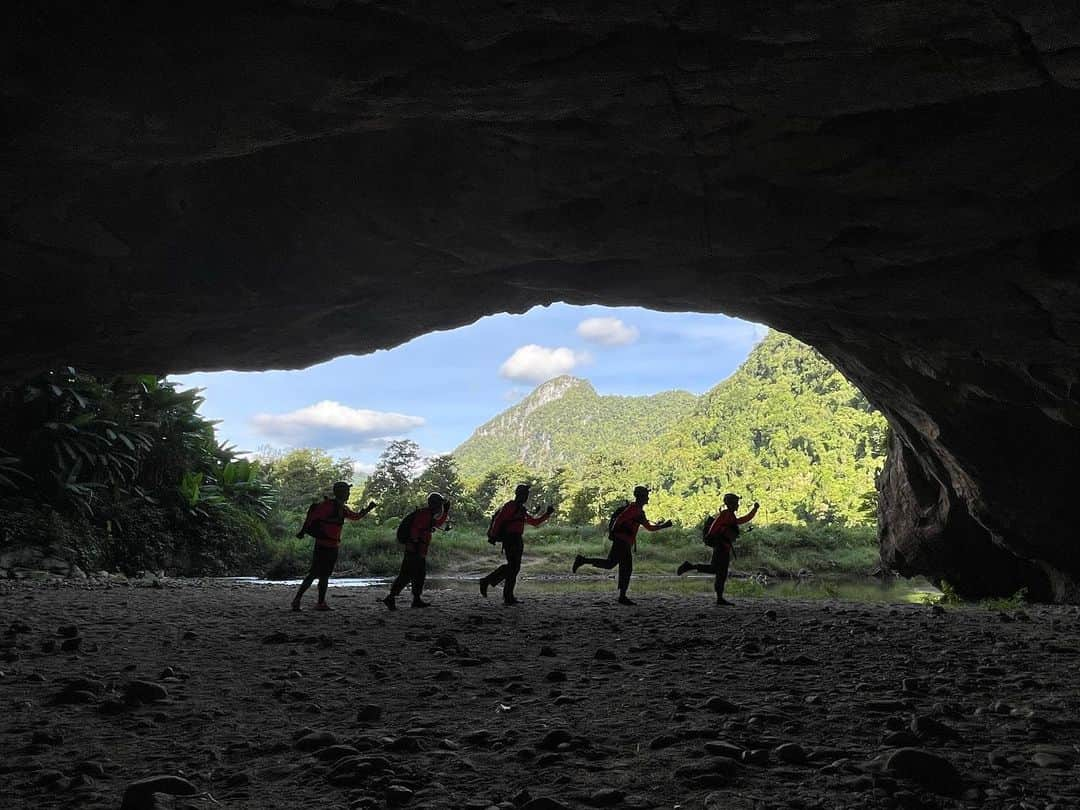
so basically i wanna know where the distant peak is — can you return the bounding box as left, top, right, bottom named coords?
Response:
left=522, top=375, right=593, bottom=406
left=534, top=374, right=587, bottom=391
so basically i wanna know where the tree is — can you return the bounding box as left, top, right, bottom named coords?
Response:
left=258, top=447, right=355, bottom=512
left=362, top=440, right=421, bottom=519
left=416, top=454, right=478, bottom=519
left=467, top=462, right=535, bottom=518
left=533, top=467, right=571, bottom=517
left=565, top=484, right=601, bottom=526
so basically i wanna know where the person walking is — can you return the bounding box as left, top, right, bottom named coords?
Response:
left=479, top=483, right=554, bottom=606
left=677, top=493, right=759, bottom=605
left=572, top=485, right=672, bottom=605
left=291, top=481, right=376, bottom=611
left=381, top=492, right=450, bottom=610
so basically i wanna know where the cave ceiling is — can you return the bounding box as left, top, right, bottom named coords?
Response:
left=3, top=1, right=1079, bottom=598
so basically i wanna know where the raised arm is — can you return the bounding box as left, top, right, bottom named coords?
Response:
left=344, top=501, right=377, bottom=521
left=736, top=502, right=760, bottom=525
left=639, top=512, right=673, bottom=531
left=525, top=505, right=555, bottom=526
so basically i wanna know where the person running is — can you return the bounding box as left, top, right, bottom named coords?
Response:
left=677, top=493, right=759, bottom=606
left=572, top=485, right=672, bottom=605
left=380, top=492, right=450, bottom=610
left=291, top=481, right=376, bottom=611
left=479, top=483, right=554, bottom=606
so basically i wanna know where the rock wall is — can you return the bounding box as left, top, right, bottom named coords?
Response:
left=2, top=2, right=1079, bottom=597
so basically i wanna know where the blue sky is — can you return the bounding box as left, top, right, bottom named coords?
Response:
left=171, top=305, right=766, bottom=473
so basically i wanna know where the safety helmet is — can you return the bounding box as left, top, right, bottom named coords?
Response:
left=332, top=481, right=352, bottom=496
left=723, top=493, right=741, bottom=507
left=514, top=483, right=531, bottom=496
left=427, top=492, right=446, bottom=509
left=633, top=485, right=650, bottom=499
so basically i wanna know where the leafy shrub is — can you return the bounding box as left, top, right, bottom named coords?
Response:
left=980, top=587, right=1029, bottom=612
left=938, top=580, right=963, bottom=605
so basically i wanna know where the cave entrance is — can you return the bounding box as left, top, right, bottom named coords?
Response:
left=161, top=303, right=891, bottom=588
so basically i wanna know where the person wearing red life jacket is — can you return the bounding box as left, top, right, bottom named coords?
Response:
left=479, top=483, right=554, bottom=606
left=677, top=492, right=759, bottom=605
left=380, top=492, right=450, bottom=610
left=291, top=481, right=376, bottom=611
left=572, top=485, right=672, bottom=605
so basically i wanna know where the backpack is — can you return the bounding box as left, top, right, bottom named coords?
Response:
left=701, top=514, right=716, bottom=546
left=485, top=509, right=502, bottom=544
left=704, top=514, right=740, bottom=548
left=396, top=510, right=419, bottom=543
left=486, top=502, right=524, bottom=544
left=607, top=501, right=631, bottom=541
left=297, top=498, right=336, bottom=540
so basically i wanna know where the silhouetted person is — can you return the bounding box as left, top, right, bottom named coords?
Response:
left=573, top=485, right=672, bottom=605
left=381, top=492, right=450, bottom=610
left=479, top=483, right=554, bottom=606
left=291, top=481, right=376, bottom=611
left=678, top=493, right=759, bottom=605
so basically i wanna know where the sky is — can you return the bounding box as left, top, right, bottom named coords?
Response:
left=171, top=305, right=767, bottom=474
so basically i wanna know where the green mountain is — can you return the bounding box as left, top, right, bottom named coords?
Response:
left=453, top=376, right=697, bottom=479
left=453, top=331, right=889, bottom=527
left=640, top=330, right=889, bottom=526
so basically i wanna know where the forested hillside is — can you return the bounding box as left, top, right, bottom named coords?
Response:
left=454, top=376, right=697, bottom=479
left=639, top=331, right=889, bottom=526
left=453, top=331, right=889, bottom=527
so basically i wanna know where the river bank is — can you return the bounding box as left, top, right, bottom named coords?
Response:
left=2, top=580, right=1078, bottom=809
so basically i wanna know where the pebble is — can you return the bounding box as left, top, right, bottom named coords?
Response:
left=884, top=748, right=963, bottom=795
left=538, top=729, right=574, bottom=750
left=119, top=775, right=198, bottom=810
left=125, top=680, right=169, bottom=704
left=911, top=714, right=960, bottom=740
left=385, top=784, right=414, bottom=805
left=702, top=696, right=741, bottom=713
left=704, top=741, right=743, bottom=760
left=775, top=743, right=808, bottom=764
left=742, top=748, right=770, bottom=766
left=588, top=788, right=625, bottom=805
left=1032, top=752, right=1068, bottom=769
left=295, top=730, right=338, bottom=751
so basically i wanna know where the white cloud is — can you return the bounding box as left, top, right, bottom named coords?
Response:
left=576, top=316, right=640, bottom=346
left=499, top=345, right=591, bottom=383
left=251, top=401, right=424, bottom=449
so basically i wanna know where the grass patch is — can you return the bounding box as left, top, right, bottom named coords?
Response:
left=258, top=521, right=881, bottom=580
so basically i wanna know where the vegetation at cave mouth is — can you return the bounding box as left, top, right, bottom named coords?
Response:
left=1, top=331, right=888, bottom=579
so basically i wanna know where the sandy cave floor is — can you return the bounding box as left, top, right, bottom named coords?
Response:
left=1, top=580, right=1079, bottom=810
